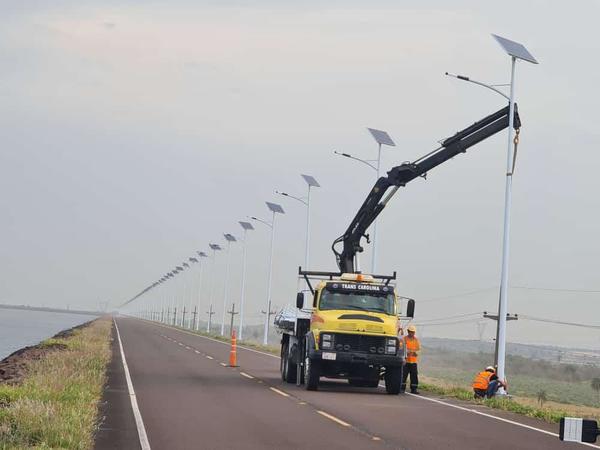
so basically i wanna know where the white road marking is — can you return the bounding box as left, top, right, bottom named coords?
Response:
left=219, top=362, right=227, bottom=367
left=185, top=346, right=191, bottom=350
left=240, top=372, right=254, bottom=379
left=269, top=387, right=290, bottom=398
left=317, top=410, right=351, bottom=427
left=114, top=319, right=151, bottom=450
left=206, top=355, right=214, bottom=360
left=406, top=393, right=600, bottom=449
left=194, top=350, right=201, bottom=354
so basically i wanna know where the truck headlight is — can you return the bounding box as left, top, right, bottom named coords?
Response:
left=385, top=338, right=397, bottom=354
left=321, top=333, right=333, bottom=349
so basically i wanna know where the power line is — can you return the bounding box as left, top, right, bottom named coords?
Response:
left=415, top=312, right=483, bottom=323
left=419, top=287, right=497, bottom=303
left=413, top=317, right=483, bottom=327
left=512, top=286, right=600, bottom=294
left=519, top=315, right=600, bottom=330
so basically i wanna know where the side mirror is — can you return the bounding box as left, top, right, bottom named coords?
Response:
left=406, top=299, right=415, bottom=318
left=296, top=292, right=304, bottom=309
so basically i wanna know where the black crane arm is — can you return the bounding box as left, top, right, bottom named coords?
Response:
left=332, top=104, right=521, bottom=273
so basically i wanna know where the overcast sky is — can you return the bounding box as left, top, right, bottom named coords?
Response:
left=2, top=1, right=599, bottom=349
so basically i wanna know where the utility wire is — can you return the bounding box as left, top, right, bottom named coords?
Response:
left=512, top=286, right=600, bottom=294
left=415, top=312, right=484, bottom=323
left=519, top=315, right=600, bottom=330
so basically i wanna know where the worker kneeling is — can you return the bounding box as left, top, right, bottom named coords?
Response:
left=472, top=366, right=506, bottom=399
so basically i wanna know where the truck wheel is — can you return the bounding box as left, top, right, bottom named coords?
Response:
left=304, top=356, right=320, bottom=391
left=384, top=366, right=402, bottom=394
left=281, top=342, right=297, bottom=383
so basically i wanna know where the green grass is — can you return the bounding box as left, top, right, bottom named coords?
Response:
left=0, top=318, right=112, bottom=449
left=419, top=380, right=567, bottom=423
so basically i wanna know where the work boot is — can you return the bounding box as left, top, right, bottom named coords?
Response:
left=411, top=389, right=420, bottom=395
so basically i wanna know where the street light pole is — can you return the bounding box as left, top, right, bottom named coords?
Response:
left=276, top=174, right=320, bottom=278
left=207, top=244, right=222, bottom=333
left=334, top=125, right=395, bottom=274
left=252, top=201, right=285, bottom=345
left=448, top=34, right=537, bottom=394
left=238, top=222, right=254, bottom=340
left=220, top=234, right=237, bottom=336
left=195, top=251, right=207, bottom=331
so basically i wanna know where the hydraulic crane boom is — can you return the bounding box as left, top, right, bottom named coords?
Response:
left=332, top=104, right=521, bottom=273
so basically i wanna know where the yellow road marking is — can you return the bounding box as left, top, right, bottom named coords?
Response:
left=317, top=410, right=351, bottom=427
left=269, top=387, right=290, bottom=398
left=240, top=372, right=254, bottom=379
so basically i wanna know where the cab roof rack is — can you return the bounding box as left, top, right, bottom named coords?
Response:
left=298, top=267, right=396, bottom=294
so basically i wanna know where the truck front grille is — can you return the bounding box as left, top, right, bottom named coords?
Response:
left=332, top=333, right=386, bottom=354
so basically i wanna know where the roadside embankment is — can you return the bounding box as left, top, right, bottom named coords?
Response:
left=0, top=317, right=112, bottom=449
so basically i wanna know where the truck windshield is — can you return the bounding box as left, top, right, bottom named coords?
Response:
left=319, top=291, right=395, bottom=315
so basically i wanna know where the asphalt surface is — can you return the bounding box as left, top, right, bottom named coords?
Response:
left=101, top=317, right=596, bottom=450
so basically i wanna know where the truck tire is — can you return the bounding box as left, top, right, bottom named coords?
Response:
left=304, top=355, right=320, bottom=391
left=384, top=366, right=402, bottom=394
left=281, top=341, right=297, bottom=383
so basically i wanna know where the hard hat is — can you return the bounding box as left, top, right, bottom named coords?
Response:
left=485, top=366, right=496, bottom=372
left=407, top=324, right=417, bottom=333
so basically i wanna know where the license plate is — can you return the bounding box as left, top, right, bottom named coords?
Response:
left=322, top=352, right=336, bottom=361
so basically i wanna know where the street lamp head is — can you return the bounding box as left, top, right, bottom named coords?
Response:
left=176, top=266, right=184, bottom=271
left=209, top=243, right=222, bottom=251
left=492, top=34, right=538, bottom=64
left=189, top=257, right=199, bottom=263
left=266, top=201, right=285, bottom=214
left=224, top=233, right=237, bottom=242
left=301, top=174, right=320, bottom=187
left=182, top=262, right=190, bottom=268
left=239, top=221, right=254, bottom=230
left=197, top=251, right=208, bottom=257
left=367, top=128, right=396, bottom=147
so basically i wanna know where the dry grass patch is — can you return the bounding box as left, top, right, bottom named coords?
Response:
left=0, top=317, right=112, bottom=449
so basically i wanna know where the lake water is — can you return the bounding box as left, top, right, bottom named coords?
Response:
left=0, top=309, right=100, bottom=360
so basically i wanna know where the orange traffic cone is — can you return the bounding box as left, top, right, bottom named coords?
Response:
left=229, top=330, right=238, bottom=367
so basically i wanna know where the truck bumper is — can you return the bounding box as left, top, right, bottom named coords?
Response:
left=308, top=348, right=404, bottom=367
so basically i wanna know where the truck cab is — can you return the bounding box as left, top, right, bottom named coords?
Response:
left=276, top=271, right=414, bottom=394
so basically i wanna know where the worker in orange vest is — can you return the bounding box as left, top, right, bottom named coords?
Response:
left=472, top=366, right=506, bottom=398
left=401, top=324, right=420, bottom=394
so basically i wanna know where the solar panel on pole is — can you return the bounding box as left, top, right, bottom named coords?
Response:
left=367, top=128, right=396, bottom=147
left=266, top=201, right=285, bottom=214
left=492, top=34, right=538, bottom=64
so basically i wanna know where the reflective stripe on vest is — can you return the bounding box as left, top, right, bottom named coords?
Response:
left=472, top=371, right=493, bottom=390
left=404, top=336, right=420, bottom=363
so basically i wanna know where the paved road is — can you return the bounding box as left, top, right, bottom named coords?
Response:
left=101, top=317, right=595, bottom=450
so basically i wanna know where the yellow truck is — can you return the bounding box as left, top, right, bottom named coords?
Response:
left=275, top=103, right=520, bottom=393
left=275, top=270, right=414, bottom=393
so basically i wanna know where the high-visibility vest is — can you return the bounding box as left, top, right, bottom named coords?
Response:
left=472, top=370, right=494, bottom=390
left=404, top=336, right=420, bottom=363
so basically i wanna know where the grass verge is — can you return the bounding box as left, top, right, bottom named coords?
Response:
left=0, top=317, right=112, bottom=449
left=420, top=376, right=600, bottom=424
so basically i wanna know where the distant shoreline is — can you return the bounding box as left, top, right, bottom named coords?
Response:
left=0, top=303, right=103, bottom=316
